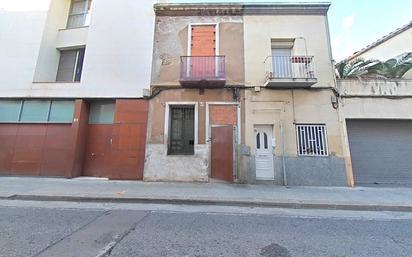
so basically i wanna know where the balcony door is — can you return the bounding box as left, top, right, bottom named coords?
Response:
left=190, top=25, right=216, bottom=79
left=272, top=48, right=292, bottom=78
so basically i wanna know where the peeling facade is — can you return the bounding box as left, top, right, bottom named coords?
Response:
left=145, top=3, right=349, bottom=186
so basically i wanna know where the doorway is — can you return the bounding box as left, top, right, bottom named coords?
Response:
left=255, top=125, right=275, bottom=180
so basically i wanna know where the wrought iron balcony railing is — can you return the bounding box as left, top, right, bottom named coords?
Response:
left=179, top=56, right=226, bottom=87
left=264, top=55, right=317, bottom=88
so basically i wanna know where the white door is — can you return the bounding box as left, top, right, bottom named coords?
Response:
left=255, top=125, right=275, bottom=180
left=272, top=48, right=292, bottom=78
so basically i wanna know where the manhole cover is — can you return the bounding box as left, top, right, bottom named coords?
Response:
left=260, top=243, right=291, bottom=257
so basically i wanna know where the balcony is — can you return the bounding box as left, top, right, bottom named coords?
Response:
left=179, top=56, right=226, bottom=87
left=264, top=56, right=317, bottom=88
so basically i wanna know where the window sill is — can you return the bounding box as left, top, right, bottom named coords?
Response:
left=32, top=81, right=81, bottom=84
left=59, top=26, right=89, bottom=31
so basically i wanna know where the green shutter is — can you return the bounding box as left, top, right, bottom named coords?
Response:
left=0, top=100, right=22, bottom=122
left=49, top=100, right=75, bottom=123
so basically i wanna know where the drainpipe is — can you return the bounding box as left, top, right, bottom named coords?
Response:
left=281, top=122, right=288, bottom=187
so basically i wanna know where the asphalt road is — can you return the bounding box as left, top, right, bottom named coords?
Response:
left=1, top=201, right=412, bottom=257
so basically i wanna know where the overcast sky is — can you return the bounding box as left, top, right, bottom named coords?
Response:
left=171, top=0, right=412, bottom=61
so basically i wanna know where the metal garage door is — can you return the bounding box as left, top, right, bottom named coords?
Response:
left=346, top=120, right=412, bottom=186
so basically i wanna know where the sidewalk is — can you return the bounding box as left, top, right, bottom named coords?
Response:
left=1, top=176, right=412, bottom=212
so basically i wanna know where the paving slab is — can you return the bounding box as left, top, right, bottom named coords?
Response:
left=1, top=177, right=412, bottom=211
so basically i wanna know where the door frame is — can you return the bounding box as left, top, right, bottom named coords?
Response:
left=254, top=124, right=275, bottom=181
left=206, top=102, right=240, bottom=181
left=187, top=23, right=219, bottom=56
left=164, top=102, right=199, bottom=148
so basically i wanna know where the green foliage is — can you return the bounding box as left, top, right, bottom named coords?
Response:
left=336, top=52, right=412, bottom=79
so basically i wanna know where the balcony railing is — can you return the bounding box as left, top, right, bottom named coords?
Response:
left=179, top=56, right=226, bottom=87
left=264, top=55, right=317, bottom=88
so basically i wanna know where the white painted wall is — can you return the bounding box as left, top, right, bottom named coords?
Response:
left=353, top=27, right=412, bottom=62
left=243, top=15, right=336, bottom=88
left=0, top=0, right=156, bottom=98
left=0, top=0, right=51, bottom=94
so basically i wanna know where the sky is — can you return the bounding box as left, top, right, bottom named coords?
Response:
left=171, top=0, right=412, bottom=61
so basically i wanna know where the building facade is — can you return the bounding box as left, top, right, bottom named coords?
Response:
left=145, top=4, right=245, bottom=182
left=4, top=1, right=395, bottom=187
left=338, top=21, right=412, bottom=187
left=0, top=0, right=156, bottom=179
left=144, top=3, right=348, bottom=186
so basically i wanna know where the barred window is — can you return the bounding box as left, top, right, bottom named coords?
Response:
left=168, top=106, right=195, bottom=155
left=296, top=124, right=328, bottom=156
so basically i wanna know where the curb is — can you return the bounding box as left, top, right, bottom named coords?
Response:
left=4, top=194, right=412, bottom=212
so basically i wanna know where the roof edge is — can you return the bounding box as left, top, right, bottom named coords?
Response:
left=154, top=2, right=331, bottom=16
left=347, top=20, right=412, bottom=61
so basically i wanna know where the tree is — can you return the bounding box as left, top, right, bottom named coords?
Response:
left=335, top=52, right=412, bottom=79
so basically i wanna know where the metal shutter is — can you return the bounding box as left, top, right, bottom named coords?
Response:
left=346, top=119, right=412, bottom=187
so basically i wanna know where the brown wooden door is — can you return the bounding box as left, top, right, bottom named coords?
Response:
left=82, top=125, right=112, bottom=177
left=191, top=25, right=216, bottom=79
left=211, top=125, right=233, bottom=182
left=109, top=100, right=148, bottom=180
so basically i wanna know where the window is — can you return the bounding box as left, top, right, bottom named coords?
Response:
left=56, top=48, right=85, bottom=82
left=168, top=106, right=195, bottom=155
left=296, top=124, right=328, bottom=156
left=0, top=100, right=22, bottom=122
left=20, top=100, right=50, bottom=122
left=88, top=101, right=115, bottom=124
left=49, top=101, right=75, bottom=123
left=67, top=0, right=93, bottom=28
left=0, top=100, right=75, bottom=123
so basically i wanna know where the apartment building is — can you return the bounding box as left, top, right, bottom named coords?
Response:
left=145, top=3, right=348, bottom=186
left=0, top=0, right=156, bottom=179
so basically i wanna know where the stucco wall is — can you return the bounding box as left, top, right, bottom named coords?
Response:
left=151, top=16, right=244, bottom=86
left=147, top=89, right=239, bottom=145
left=244, top=88, right=343, bottom=157
left=338, top=79, right=412, bottom=119
left=0, top=0, right=156, bottom=98
left=145, top=88, right=242, bottom=182
left=243, top=15, right=335, bottom=88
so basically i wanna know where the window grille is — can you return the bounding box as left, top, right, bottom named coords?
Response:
left=168, top=106, right=195, bottom=155
left=296, top=124, right=328, bottom=156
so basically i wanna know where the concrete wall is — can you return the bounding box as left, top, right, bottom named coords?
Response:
left=0, top=0, right=156, bottom=98
left=243, top=15, right=335, bottom=88
left=151, top=16, right=244, bottom=86
left=338, top=79, right=412, bottom=119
